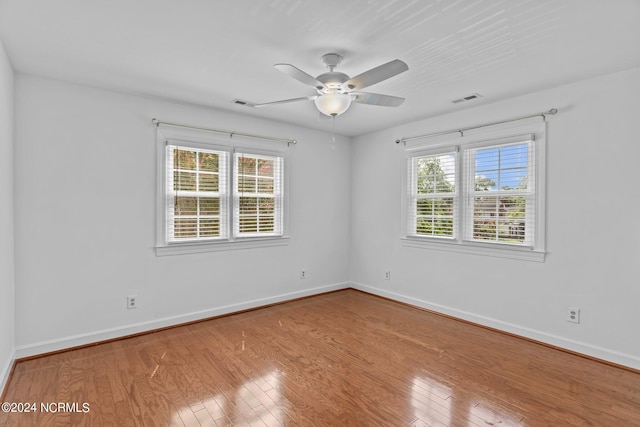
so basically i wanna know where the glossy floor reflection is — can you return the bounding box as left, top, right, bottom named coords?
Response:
left=411, top=376, right=453, bottom=425
left=171, top=370, right=284, bottom=425
left=2, top=289, right=639, bottom=426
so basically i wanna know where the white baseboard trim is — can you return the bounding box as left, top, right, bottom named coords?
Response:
left=14, top=282, right=350, bottom=360
left=350, top=282, right=640, bottom=371
left=0, top=349, right=15, bottom=396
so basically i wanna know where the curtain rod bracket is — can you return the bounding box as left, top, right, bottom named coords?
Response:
left=542, top=108, right=558, bottom=121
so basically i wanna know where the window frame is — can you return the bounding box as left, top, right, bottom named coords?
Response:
left=156, top=126, right=289, bottom=256
left=401, top=119, right=546, bottom=262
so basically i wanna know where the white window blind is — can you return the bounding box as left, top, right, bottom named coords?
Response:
left=233, top=152, right=284, bottom=237
left=408, top=151, right=457, bottom=238
left=166, top=144, right=229, bottom=242
left=464, top=137, right=535, bottom=246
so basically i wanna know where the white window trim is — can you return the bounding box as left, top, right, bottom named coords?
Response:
left=401, top=119, right=547, bottom=262
left=155, top=125, right=290, bottom=256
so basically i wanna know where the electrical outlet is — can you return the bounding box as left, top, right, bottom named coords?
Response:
left=127, top=295, right=137, bottom=309
left=300, top=270, right=306, bottom=279
left=567, top=307, right=580, bottom=323
left=385, top=271, right=391, bottom=280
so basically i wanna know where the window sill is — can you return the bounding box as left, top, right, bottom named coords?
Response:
left=156, top=236, right=290, bottom=256
left=400, top=237, right=545, bottom=262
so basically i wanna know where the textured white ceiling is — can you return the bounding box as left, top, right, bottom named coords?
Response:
left=1, top=0, right=639, bottom=136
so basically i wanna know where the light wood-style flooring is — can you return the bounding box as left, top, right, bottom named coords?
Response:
left=1, top=289, right=639, bottom=426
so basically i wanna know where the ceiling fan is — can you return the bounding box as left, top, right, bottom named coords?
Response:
left=236, top=53, right=409, bottom=117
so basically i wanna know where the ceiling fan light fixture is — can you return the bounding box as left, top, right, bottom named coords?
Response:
left=315, top=93, right=352, bottom=117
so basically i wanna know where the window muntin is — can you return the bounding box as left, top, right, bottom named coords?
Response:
left=166, top=145, right=228, bottom=242
left=408, top=152, right=457, bottom=238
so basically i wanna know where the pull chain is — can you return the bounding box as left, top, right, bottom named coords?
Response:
left=331, top=115, right=336, bottom=152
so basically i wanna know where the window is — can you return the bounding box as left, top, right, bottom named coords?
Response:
left=466, top=141, right=535, bottom=246
left=167, top=145, right=228, bottom=242
left=156, top=129, right=288, bottom=256
left=408, top=151, right=457, bottom=238
left=234, top=152, right=283, bottom=237
left=403, top=122, right=545, bottom=261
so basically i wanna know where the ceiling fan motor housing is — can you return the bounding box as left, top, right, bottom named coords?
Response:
left=316, top=72, right=350, bottom=94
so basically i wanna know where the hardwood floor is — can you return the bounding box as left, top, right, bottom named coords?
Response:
left=2, top=289, right=639, bottom=426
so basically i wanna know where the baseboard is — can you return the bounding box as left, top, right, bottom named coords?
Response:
left=0, top=349, right=15, bottom=400
left=350, top=282, right=640, bottom=371
left=14, top=282, right=350, bottom=360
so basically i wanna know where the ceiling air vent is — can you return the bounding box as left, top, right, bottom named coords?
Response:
left=452, top=93, right=483, bottom=104
left=232, top=99, right=256, bottom=107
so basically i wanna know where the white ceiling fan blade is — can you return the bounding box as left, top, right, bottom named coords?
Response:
left=252, top=96, right=316, bottom=107
left=343, top=59, right=409, bottom=91
left=352, top=92, right=405, bottom=107
left=274, top=64, right=326, bottom=89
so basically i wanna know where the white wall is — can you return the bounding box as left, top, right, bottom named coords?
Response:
left=350, top=68, right=640, bottom=369
left=10, top=67, right=640, bottom=370
left=13, top=75, right=351, bottom=356
left=0, top=39, right=15, bottom=390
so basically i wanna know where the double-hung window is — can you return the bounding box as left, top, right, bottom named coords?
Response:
left=408, top=150, right=457, bottom=238
left=465, top=139, right=535, bottom=246
left=167, top=145, right=228, bottom=241
left=156, top=127, right=288, bottom=256
left=234, top=152, right=283, bottom=237
left=404, top=121, right=545, bottom=261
